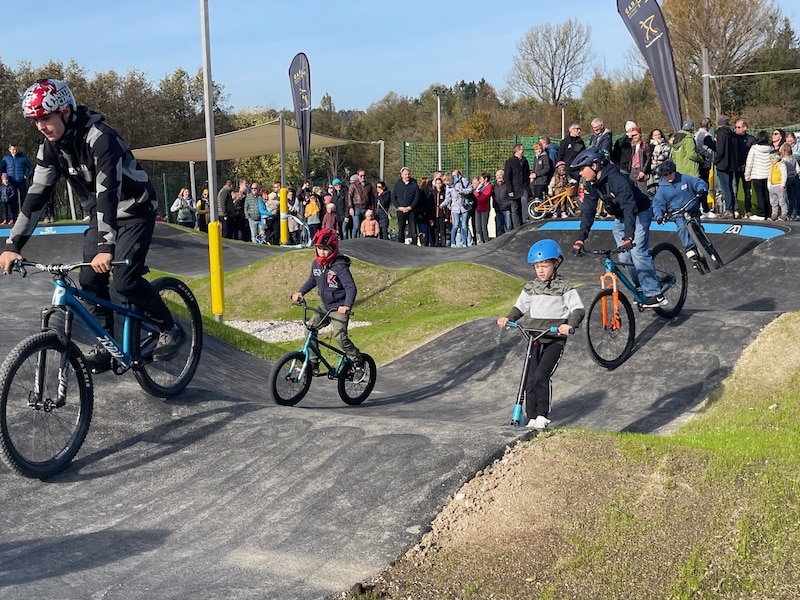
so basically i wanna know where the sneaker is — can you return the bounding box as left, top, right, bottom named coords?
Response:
left=721, top=211, right=733, bottom=219
left=152, top=323, right=185, bottom=361
left=704, top=211, right=716, bottom=219
left=776, top=217, right=786, bottom=222
left=642, top=294, right=668, bottom=308
left=685, top=249, right=697, bottom=259
left=526, top=415, right=551, bottom=429
left=83, top=345, right=113, bottom=374
left=749, top=214, right=766, bottom=221
left=310, top=363, right=321, bottom=377
left=745, top=212, right=753, bottom=218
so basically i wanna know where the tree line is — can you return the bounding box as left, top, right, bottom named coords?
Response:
left=1, top=0, right=797, bottom=208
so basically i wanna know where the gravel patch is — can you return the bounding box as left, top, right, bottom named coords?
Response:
left=228, top=319, right=372, bottom=343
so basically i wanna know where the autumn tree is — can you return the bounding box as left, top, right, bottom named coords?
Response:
left=508, top=19, right=594, bottom=105
left=662, top=0, right=780, bottom=119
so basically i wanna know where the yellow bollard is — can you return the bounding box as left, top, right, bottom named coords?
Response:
left=280, top=187, right=288, bottom=245
left=207, top=220, right=225, bottom=320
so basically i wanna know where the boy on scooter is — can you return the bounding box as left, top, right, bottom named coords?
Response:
left=497, top=239, right=584, bottom=429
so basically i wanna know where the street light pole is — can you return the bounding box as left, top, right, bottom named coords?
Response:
left=558, top=101, right=568, bottom=139
left=433, top=89, right=442, bottom=172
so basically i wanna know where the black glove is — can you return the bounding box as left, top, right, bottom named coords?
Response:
left=572, top=240, right=585, bottom=257
left=618, top=238, right=634, bottom=253
left=657, top=216, right=665, bottom=225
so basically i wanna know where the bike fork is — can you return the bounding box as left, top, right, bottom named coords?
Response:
left=599, top=272, right=622, bottom=331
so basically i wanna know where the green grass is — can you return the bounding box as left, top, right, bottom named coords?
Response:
left=185, top=249, right=524, bottom=365
left=156, top=246, right=800, bottom=599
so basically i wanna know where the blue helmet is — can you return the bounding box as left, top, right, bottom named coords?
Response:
left=527, top=239, right=563, bottom=264
left=570, top=148, right=607, bottom=170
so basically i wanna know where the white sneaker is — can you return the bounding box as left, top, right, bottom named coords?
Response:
left=526, top=415, right=551, bottom=429
left=749, top=214, right=766, bottom=221
left=703, top=211, right=716, bottom=219
left=685, top=249, right=697, bottom=259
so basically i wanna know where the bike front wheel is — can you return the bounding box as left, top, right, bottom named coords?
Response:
left=337, top=353, right=377, bottom=405
left=270, top=352, right=312, bottom=406
left=689, top=221, right=724, bottom=270
left=652, top=243, right=688, bottom=319
left=300, top=224, right=312, bottom=247
left=586, top=289, right=636, bottom=369
left=132, top=277, right=204, bottom=399
left=0, top=331, right=94, bottom=479
left=528, top=200, right=549, bottom=221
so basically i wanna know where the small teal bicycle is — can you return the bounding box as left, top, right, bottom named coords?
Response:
left=584, top=243, right=687, bottom=369
left=269, top=298, right=376, bottom=406
left=0, top=259, right=203, bottom=479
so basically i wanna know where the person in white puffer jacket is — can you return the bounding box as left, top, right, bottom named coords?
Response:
left=744, top=130, right=773, bottom=220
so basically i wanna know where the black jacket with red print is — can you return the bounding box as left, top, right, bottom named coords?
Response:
left=298, top=254, right=357, bottom=310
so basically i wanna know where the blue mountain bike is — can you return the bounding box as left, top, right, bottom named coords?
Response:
left=0, top=259, right=203, bottom=479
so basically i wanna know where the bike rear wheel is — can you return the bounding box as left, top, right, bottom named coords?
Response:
left=270, top=351, right=312, bottom=406
left=132, top=277, right=204, bottom=399
left=652, top=243, right=687, bottom=319
left=300, top=224, right=312, bottom=247
left=337, top=353, right=377, bottom=405
left=0, top=332, right=94, bottom=479
left=586, top=289, right=636, bottom=369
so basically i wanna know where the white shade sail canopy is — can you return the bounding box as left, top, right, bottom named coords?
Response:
left=132, top=119, right=352, bottom=162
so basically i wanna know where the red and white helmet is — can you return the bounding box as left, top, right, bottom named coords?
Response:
left=21, top=79, right=76, bottom=119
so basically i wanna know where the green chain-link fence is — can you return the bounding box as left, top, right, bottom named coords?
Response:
left=401, top=136, right=546, bottom=180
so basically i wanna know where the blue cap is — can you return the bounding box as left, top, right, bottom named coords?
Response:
left=332, top=178, right=341, bottom=185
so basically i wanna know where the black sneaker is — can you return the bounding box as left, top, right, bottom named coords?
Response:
left=152, top=324, right=186, bottom=361
left=642, top=294, right=668, bottom=308
left=84, top=345, right=113, bottom=374
left=310, top=363, right=322, bottom=377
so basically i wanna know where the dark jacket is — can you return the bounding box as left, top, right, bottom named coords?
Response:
left=504, top=154, right=531, bottom=199
left=714, top=125, right=737, bottom=172
left=590, top=128, right=613, bottom=157
left=578, top=163, right=651, bottom=242
left=1, top=151, right=34, bottom=185
left=6, top=106, right=156, bottom=255
left=611, top=135, right=633, bottom=172
left=557, top=135, right=586, bottom=169
left=298, top=254, right=357, bottom=310
left=391, top=177, right=419, bottom=209
left=332, top=188, right=348, bottom=223
left=492, top=178, right=511, bottom=212
left=348, top=180, right=374, bottom=210
left=736, top=132, right=756, bottom=171
left=533, top=152, right=551, bottom=182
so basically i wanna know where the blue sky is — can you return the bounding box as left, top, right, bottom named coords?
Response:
left=2, top=0, right=798, bottom=113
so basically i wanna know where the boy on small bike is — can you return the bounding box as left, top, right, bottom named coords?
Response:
left=291, top=229, right=365, bottom=380
left=0, top=79, right=184, bottom=373
left=497, top=239, right=584, bottom=430
left=651, top=159, right=709, bottom=260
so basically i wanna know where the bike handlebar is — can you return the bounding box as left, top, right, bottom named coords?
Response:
left=507, top=322, right=574, bottom=335
left=660, top=192, right=706, bottom=223
left=10, top=258, right=131, bottom=278
left=588, top=245, right=636, bottom=258
left=291, top=296, right=353, bottom=330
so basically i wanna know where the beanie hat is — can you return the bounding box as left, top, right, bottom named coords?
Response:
left=682, top=119, right=694, bottom=130
left=625, top=120, right=637, bottom=132
left=717, top=114, right=730, bottom=127
left=332, top=178, right=341, bottom=185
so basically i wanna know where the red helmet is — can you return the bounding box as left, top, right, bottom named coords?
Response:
left=312, top=228, right=339, bottom=265
left=22, top=79, right=76, bottom=119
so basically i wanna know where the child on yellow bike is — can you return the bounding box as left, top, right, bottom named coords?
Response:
left=497, top=239, right=585, bottom=430
left=291, top=229, right=365, bottom=380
